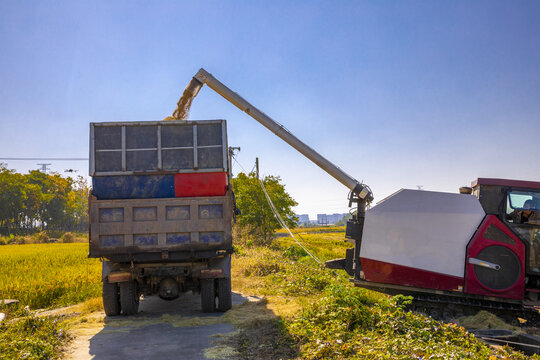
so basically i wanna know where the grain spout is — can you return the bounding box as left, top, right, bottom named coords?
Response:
left=164, top=77, right=204, bottom=121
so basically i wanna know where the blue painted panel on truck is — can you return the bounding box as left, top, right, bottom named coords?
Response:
left=134, top=234, right=157, bottom=246
left=100, top=235, right=124, bottom=247
left=166, top=233, right=191, bottom=244
left=92, top=175, right=175, bottom=199
left=200, top=232, right=224, bottom=244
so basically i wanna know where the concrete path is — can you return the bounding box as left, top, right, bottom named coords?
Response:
left=64, top=292, right=254, bottom=360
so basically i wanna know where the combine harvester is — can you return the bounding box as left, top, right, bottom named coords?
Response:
left=172, top=69, right=540, bottom=320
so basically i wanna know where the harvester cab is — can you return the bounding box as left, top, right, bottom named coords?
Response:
left=472, top=178, right=540, bottom=302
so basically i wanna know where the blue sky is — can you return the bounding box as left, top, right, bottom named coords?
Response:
left=1, top=1, right=539, bottom=218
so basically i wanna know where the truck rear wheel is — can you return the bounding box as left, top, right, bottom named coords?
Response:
left=217, top=277, right=232, bottom=312
left=102, top=281, right=121, bottom=316
left=119, top=280, right=139, bottom=315
left=201, top=279, right=216, bottom=313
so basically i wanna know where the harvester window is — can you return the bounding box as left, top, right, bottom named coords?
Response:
left=506, top=191, right=540, bottom=224
left=507, top=191, right=539, bottom=211
left=505, top=190, right=540, bottom=273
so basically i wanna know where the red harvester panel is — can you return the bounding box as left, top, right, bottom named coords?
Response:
left=464, top=215, right=525, bottom=300
left=174, top=172, right=228, bottom=197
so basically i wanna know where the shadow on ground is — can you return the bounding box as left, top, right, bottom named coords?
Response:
left=81, top=292, right=298, bottom=360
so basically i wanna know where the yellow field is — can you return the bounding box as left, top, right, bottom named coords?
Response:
left=275, top=226, right=351, bottom=261
left=0, top=228, right=347, bottom=311
left=0, top=243, right=102, bottom=309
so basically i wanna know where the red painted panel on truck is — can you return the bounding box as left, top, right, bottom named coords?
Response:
left=174, top=172, right=228, bottom=197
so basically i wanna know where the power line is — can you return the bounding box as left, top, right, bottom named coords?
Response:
left=258, top=177, right=323, bottom=265
left=0, top=157, right=88, bottom=161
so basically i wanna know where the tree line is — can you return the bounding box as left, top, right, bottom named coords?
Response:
left=0, top=164, right=89, bottom=235
left=0, top=164, right=298, bottom=240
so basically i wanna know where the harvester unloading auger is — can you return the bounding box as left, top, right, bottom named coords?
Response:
left=170, top=68, right=540, bottom=320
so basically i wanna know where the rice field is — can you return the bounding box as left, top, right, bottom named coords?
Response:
left=0, top=243, right=102, bottom=309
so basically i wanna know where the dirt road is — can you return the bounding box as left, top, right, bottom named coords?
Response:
left=64, top=292, right=261, bottom=360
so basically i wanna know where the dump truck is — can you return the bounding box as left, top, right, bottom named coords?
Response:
left=171, top=68, right=540, bottom=315
left=89, top=120, right=234, bottom=315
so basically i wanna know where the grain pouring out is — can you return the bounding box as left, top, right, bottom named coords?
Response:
left=163, top=75, right=204, bottom=121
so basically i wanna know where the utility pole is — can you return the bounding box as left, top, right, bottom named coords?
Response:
left=255, top=157, right=259, bottom=179
left=37, top=163, right=51, bottom=173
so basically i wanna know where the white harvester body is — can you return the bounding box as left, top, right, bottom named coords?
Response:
left=360, top=189, right=485, bottom=278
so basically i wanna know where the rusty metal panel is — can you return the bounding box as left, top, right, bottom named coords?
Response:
left=89, top=192, right=233, bottom=258
left=133, top=207, right=157, bottom=221
left=166, top=205, right=190, bottom=220
left=99, top=208, right=124, bottom=223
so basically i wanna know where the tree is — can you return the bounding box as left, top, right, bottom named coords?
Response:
left=0, top=164, right=26, bottom=234
left=26, top=170, right=72, bottom=231
left=231, top=172, right=298, bottom=244
left=0, top=164, right=89, bottom=235
left=335, top=213, right=352, bottom=226
left=64, top=176, right=89, bottom=232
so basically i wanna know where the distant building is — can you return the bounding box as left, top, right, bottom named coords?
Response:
left=297, top=214, right=310, bottom=225
left=317, top=213, right=349, bottom=225
left=317, top=214, right=328, bottom=225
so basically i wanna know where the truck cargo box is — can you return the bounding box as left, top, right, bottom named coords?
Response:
left=90, top=120, right=228, bottom=176
left=88, top=192, right=233, bottom=262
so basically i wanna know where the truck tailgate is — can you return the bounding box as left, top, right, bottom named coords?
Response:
left=89, top=193, right=233, bottom=260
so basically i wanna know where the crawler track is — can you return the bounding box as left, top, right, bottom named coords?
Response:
left=410, top=293, right=540, bottom=327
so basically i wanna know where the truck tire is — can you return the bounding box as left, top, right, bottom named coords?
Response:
left=217, top=277, right=232, bottom=312
left=119, top=280, right=139, bottom=315
left=102, top=281, right=121, bottom=316
left=200, top=279, right=215, bottom=313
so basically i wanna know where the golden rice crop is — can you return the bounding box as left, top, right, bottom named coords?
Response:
left=0, top=243, right=101, bottom=309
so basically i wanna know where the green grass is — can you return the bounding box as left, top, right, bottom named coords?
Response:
left=0, top=243, right=101, bottom=309
left=233, top=227, right=538, bottom=359
left=0, top=303, right=68, bottom=360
